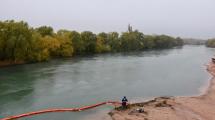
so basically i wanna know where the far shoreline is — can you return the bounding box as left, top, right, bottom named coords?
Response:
left=0, top=46, right=185, bottom=68
left=0, top=61, right=28, bottom=68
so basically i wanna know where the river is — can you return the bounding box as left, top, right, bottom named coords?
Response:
left=0, top=45, right=214, bottom=120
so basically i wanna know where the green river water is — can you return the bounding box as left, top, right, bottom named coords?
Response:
left=0, top=45, right=214, bottom=120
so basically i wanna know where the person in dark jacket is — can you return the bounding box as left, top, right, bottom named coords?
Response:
left=122, top=96, right=128, bottom=109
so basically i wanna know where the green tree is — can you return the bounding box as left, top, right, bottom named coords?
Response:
left=107, top=32, right=120, bottom=52
left=98, top=32, right=109, bottom=45
left=56, top=30, right=74, bottom=57
left=143, top=35, right=155, bottom=49
left=120, top=30, right=144, bottom=51
left=81, top=31, right=97, bottom=53
left=27, top=32, right=50, bottom=62
left=70, top=31, right=83, bottom=54
left=153, top=35, right=176, bottom=48
left=96, top=33, right=111, bottom=53
left=206, top=38, right=215, bottom=48
left=0, top=20, right=33, bottom=62
left=35, top=26, right=54, bottom=37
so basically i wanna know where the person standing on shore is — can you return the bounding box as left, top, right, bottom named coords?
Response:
left=122, top=96, right=128, bottom=109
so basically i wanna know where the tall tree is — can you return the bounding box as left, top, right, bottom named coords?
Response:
left=0, top=20, right=32, bottom=62
left=81, top=31, right=97, bottom=53
left=107, top=32, right=120, bottom=52
left=120, top=30, right=144, bottom=51
left=56, top=30, right=74, bottom=57
left=35, top=26, right=54, bottom=37
left=70, top=31, right=83, bottom=54
left=27, top=32, right=50, bottom=62
left=206, top=38, right=215, bottom=48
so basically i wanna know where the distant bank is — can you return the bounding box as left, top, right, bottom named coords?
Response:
left=0, top=20, right=183, bottom=67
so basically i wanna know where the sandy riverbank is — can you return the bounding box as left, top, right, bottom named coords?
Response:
left=109, top=62, right=215, bottom=120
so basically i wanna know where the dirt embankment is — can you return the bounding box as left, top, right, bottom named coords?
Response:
left=0, top=61, right=26, bottom=67
left=110, top=62, right=215, bottom=120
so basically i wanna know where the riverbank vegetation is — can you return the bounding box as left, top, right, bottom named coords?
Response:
left=0, top=20, right=183, bottom=65
left=183, top=38, right=206, bottom=45
left=206, top=38, right=215, bottom=48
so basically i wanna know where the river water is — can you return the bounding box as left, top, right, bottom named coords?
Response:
left=0, top=45, right=214, bottom=120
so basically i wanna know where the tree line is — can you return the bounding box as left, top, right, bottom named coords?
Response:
left=0, top=20, right=183, bottom=63
left=206, top=38, right=215, bottom=48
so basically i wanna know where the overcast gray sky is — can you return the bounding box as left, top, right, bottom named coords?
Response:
left=0, top=0, right=215, bottom=39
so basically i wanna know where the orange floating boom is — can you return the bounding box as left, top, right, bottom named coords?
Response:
left=1, top=101, right=121, bottom=120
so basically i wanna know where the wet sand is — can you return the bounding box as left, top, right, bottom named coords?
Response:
left=109, top=62, right=215, bottom=120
